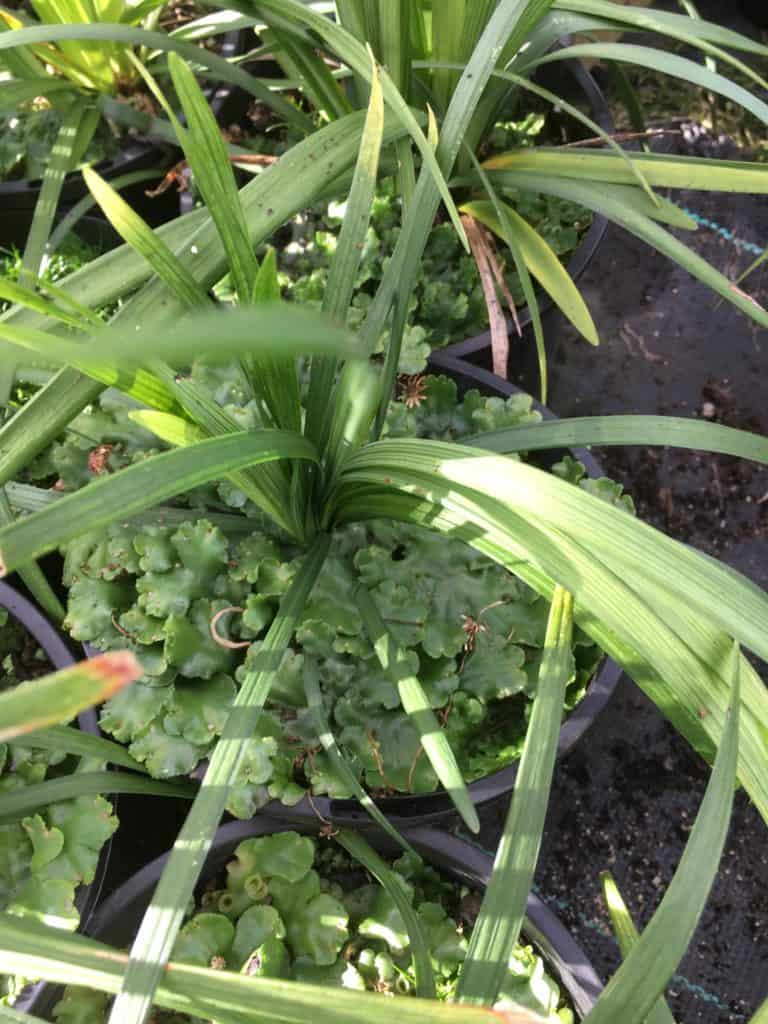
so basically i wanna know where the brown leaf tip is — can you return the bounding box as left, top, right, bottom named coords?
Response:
left=85, top=651, right=143, bottom=696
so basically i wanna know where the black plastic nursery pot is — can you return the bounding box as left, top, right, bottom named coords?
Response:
left=263, top=355, right=621, bottom=830
left=0, top=138, right=178, bottom=252
left=25, top=817, right=604, bottom=1020
left=72, top=358, right=621, bottom=831
left=0, top=580, right=113, bottom=1013
left=0, top=26, right=248, bottom=251
left=439, top=56, right=611, bottom=366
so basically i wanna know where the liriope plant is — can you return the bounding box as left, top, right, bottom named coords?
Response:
left=233, top=0, right=768, bottom=387
left=0, top=9, right=765, bottom=1022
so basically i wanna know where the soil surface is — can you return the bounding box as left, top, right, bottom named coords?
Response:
left=463, top=7, right=768, bottom=1016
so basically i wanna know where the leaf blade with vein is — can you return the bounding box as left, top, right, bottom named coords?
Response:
left=82, top=165, right=210, bottom=309
left=585, top=644, right=740, bottom=1024
left=0, top=430, right=317, bottom=573
left=335, top=831, right=436, bottom=1000
left=458, top=586, right=574, bottom=1003
left=0, top=771, right=193, bottom=825
left=0, top=912, right=547, bottom=1024
left=600, top=872, right=677, bottom=1024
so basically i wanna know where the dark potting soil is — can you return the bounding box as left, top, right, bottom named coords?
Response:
left=467, top=123, right=768, bottom=1021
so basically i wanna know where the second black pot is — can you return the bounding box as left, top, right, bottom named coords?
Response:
left=25, top=817, right=604, bottom=1020
left=72, top=359, right=620, bottom=832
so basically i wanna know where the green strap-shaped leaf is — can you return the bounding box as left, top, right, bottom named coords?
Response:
left=10, top=724, right=146, bottom=772
left=265, top=23, right=353, bottom=122
left=0, top=651, right=140, bottom=742
left=484, top=169, right=768, bottom=328
left=467, top=414, right=768, bottom=464
left=82, top=166, right=210, bottom=310
left=0, top=76, right=76, bottom=110
left=553, top=0, right=768, bottom=70
left=323, top=361, right=382, bottom=486
left=585, top=644, right=740, bottom=1024
left=355, top=584, right=479, bottom=835
left=430, top=0, right=467, bottom=114
left=3, top=484, right=256, bottom=536
left=243, top=250, right=303, bottom=439
left=0, top=489, right=64, bottom=624
left=165, top=9, right=257, bottom=41
left=146, top=360, right=301, bottom=541
left=426, top=59, right=659, bottom=207
left=484, top=148, right=768, bottom=194
left=0, top=23, right=311, bottom=132
left=335, top=831, right=436, bottom=1000
left=128, top=410, right=206, bottom=447
left=107, top=535, right=330, bottom=1024
left=0, top=304, right=355, bottom=382
left=250, top=0, right=468, bottom=250
left=0, top=912, right=546, bottom=1024
left=0, top=430, right=317, bottom=574
left=47, top=168, right=168, bottom=253
left=751, top=999, right=768, bottom=1024
left=458, top=586, right=574, bottom=1004
left=0, top=276, right=99, bottom=327
left=0, top=368, right=104, bottom=488
left=523, top=42, right=768, bottom=123
left=600, top=873, right=677, bottom=1024
left=463, top=198, right=599, bottom=347
left=20, top=97, right=91, bottom=289
left=378, top=1, right=415, bottom=212
left=360, top=0, right=556, bottom=367
left=0, top=771, right=194, bottom=825
left=162, top=52, right=258, bottom=304
left=302, top=666, right=417, bottom=856
left=323, top=51, right=384, bottom=325
left=307, top=48, right=384, bottom=445
left=0, top=277, right=99, bottom=330
left=0, top=321, right=181, bottom=412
